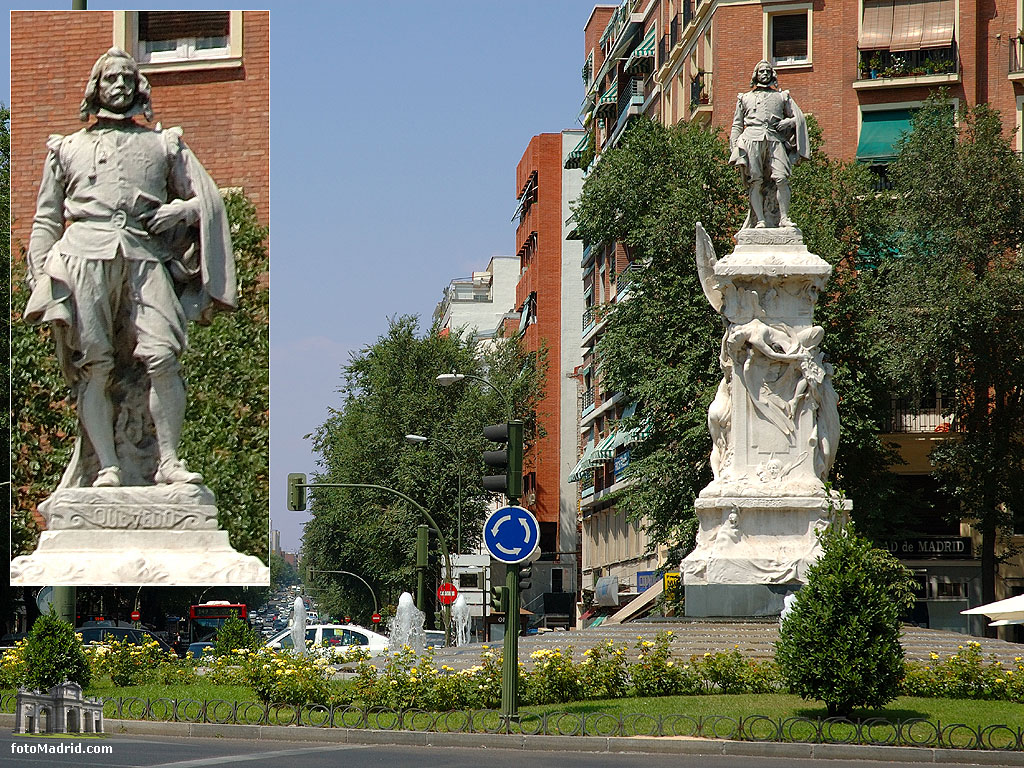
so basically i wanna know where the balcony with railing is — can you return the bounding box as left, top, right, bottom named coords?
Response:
left=856, top=44, right=959, bottom=86
left=582, top=387, right=596, bottom=416
left=682, top=0, right=694, bottom=28
left=888, top=392, right=953, bottom=433
left=608, top=77, right=645, bottom=146
left=690, top=71, right=712, bottom=111
left=582, top=305, right=599, bottom=336
left=670, top=16, right=679, bottom=49
left=1011, top=37, right=1024, bottom=77
left=614, top=261, right=644, bottom=299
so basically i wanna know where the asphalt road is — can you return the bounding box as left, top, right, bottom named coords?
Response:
left=3, top=733, right=1024, bottom=768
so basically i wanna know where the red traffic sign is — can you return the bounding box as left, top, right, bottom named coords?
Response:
left=437, top=582, right=458, bottom=605
left=130, top=610, right=140, bottom=621
left=371, top=613, right=382, bottom=624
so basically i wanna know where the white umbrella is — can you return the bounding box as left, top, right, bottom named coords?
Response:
left=961, top=594, right=1024, bottom=625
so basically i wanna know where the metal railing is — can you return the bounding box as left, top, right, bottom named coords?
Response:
left=581, top=388, right=596, bottom=412
left=690, top=71, right=711, bottom=109
left=857, top=44, right=958, bottom=81
left=1011, top=38, right=1024, bottom=75
left=669, top=16, right=679, bottom=49
left=21, top=694, right=1021, bottom=750
left=682, top=0, right=693, bottom=27
left=889, top=394, right=953, bottom=433
left=582, top=305, right=599, bottom=334
left=615, top=262, right=644, bottom=295
left=658, top=36, right=668, bottom=68
left=617, top=77, right=644, bottom=119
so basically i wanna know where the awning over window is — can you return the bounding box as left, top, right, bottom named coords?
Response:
left=860, top=0, right=894, bottom=49
left=568, top=441, right=598, bottom=483
left=596, top=81, right=618, bottom=118
left=593, top=432, right=618, bottom=461
left=856, top=109, right=913, bottom=162
left=624, top=26, right=656, bottom=74
left=564, top=132, right=590, bottom=170
left=891, top=0, right=954, bottom=51
left=861, top=0, right=954, bottom=51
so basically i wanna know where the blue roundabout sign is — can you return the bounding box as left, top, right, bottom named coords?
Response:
left=483, top=505, right=540, bottom=565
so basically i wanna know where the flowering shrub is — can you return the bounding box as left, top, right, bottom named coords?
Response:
left=695, top=646, right=781, bottom=694
left=353, top=646, right=500, bottom=710
left=902, top=645, right=1024, bottom=703
left=524, top=647, right=584, bottom=704
left=579, top=640, right=630, bottom=700
left=88, top=639, right=179, bottom=687
left=630, top=633, right=702, bottom=697
left=239, top=646, right=333, bottom=705
left=0, top=640, right=29, bottom=688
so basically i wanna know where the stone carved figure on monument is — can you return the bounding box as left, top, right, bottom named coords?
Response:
left=729, top=60, right=810, bottom=229
left=24, top=48, right=236, bottom=489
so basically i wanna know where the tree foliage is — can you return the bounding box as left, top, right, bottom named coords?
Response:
left=776, top=517, right=916, bottom=716
left=302, top=317, right=545, bottom=625
left=22, top=611, right=92, bottom=690
left=867, top=95, right=1024, bottom=603
left=10, top=190, right=269, bottom=563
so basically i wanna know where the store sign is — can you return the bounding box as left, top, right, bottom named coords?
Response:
left=882, top=537, right=973, bottom=559
left=636, top=570, right=657, bottom=592
left=613, top=450, right=630, bottom=480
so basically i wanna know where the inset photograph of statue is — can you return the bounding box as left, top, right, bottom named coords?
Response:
left=9, top=11, right=269, bottom=586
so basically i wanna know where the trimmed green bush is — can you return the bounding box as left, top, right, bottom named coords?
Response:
left=775, top=518, right=916, bottom=715
left=213, top=617, right=260, bottom=657
left=22, top=612, right=91, bottom=691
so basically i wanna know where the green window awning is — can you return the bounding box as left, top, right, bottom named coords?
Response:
left=593, top=432, right=618, bottom=461
left=569, top=441, right=598, bottom=483
left=625, top=26, right=656, bottom=74
left=857, top=109, right=912, bottom=162
left=599, top=81, right=618, bottom=105
left=564, top=131, right=590, bottom=170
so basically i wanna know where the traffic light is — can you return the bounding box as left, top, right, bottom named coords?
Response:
left=287, top=473, right=307, bottom=511
left=517, top=564, right=532, bottom=591
left=481, top=420, right=523, bottom=500
left=490, top=584, right=508, bottom=612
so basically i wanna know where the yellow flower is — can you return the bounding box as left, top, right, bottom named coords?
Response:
left=930, top=652, right=939, bottom=660
left=704, top=652, right=711, bottom=658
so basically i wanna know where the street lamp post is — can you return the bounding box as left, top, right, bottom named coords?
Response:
left=307, top=568, right=379, bottom=617
left=405, top=433, right=463, bottom=554
left=436, top=372, right=512, bottom=420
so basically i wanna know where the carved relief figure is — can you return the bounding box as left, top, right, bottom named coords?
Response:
left=25, top=48, right=236, bottom=489
left=729, top=61, right=810, bottom=229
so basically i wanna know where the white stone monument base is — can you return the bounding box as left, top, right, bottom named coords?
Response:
left=10, top=529, right=268, bottom=586
left=681, top=495, right=850, bottom=617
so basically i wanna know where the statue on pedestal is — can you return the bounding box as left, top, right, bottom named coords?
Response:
left=11, top=49, right=267, bottom=586
left=729, top=60, right=810, bottom=229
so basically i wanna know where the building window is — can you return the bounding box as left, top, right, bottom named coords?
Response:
left=115, top=11, right=244, bottom=71
left=770, top=13, right=809, bottom=64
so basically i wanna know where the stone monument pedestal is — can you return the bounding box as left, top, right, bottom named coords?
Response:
left=685, top=225, right=848, bottom=617
left=10, top=484, right=268, bottom=586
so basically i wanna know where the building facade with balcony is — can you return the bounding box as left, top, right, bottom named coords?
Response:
left=511, top=132, right=586, bottom=627
left=569, top=0, right=1024, bottom=631
left=434, top=255, right=521, bottom=344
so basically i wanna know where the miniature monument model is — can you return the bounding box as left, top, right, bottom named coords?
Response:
left=681, top=61, right=850, bottom=615
left=10, top=49, right=268, bottom=586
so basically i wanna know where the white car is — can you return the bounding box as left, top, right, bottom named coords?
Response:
left=266, top=624, right=389, bottom=658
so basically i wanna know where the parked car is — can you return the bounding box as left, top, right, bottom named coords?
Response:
left=266, top=624, right=389, bottom=658
left=424, top=630, right=446, bottom=649
left=185, top=642, right=215, bottom=660
left=78, top=625, right=174, bottom=653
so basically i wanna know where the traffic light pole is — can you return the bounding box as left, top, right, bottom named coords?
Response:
left=502, top=563, right=520, bottom=717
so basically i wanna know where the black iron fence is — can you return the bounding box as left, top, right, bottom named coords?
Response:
left=6, top=695, right=1021, bottom=750
left=1012, top=37, right=1024, bottom=75
left=690, top=71, right=711, bottom=109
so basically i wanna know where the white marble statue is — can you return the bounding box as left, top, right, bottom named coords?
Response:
left=729, top=60, right=810, bottom=229
left=10, top=49, right=266, bottom=587
left=24, top=48, right=235, bottom=489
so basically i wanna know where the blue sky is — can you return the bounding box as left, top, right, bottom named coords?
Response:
left=3, top=1, right=603, bottom=551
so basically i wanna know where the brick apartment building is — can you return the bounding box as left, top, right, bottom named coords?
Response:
left=10, top=10, right=269, bottom=253
left=512, top=132, right=585, bottom=627
left=569, top=0, right=1024, bottom=633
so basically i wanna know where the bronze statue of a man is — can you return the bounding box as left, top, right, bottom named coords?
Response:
left=25, top=48, right=236, bottom=489
left=729, top=60, right=810, bottom=229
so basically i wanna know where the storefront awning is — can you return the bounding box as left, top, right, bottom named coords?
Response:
left=568, top=441, right=598, bottom=483
left=593, top=432, right=618, bottom=461
left=856, top=109, right=912, bottom=162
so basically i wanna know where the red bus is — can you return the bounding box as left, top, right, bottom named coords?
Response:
left=188, top=601, right=247, bottom=643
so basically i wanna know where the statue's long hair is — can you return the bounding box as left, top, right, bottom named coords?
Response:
left=80, top=47, right=153, bottom=122
left=749, top=60, right=779, bottom=89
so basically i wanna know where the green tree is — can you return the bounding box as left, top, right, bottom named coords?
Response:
left=775, top=516, right=916, bottom=716
left=868, top=95, right=1024, bottom=606
left=213, top=615, right=260, bottom=656
left=10, top=190, right=269, bottom=563
left=302, top=316, right=545, bottom=625
left=270, top=552, right=301, bottom=589
left=23, top=611, right=92, bottom=690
